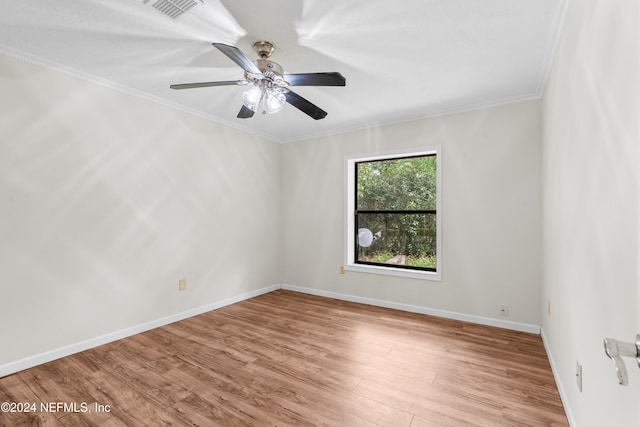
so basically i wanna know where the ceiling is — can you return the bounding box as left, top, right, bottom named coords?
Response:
left=0, top=0, right=566, bottom=143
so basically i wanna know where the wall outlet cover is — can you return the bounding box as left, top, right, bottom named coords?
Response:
left=576, top=361, right=583, bottom=392
left=500, top=305, right=509, bottom=317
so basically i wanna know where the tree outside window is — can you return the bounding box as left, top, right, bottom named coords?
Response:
left=355, top=154, right=437, bottom=272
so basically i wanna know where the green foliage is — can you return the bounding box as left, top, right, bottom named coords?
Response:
left=356, top=155, right=437, bottom=268
left=405, top=256, right=437, bottom=269
left=357, top=156, right=436, bottom=211
left=370, top=251, right=395, bottom=263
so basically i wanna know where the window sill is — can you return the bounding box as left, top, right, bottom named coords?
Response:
left=345, top=263, right=441, bottom=281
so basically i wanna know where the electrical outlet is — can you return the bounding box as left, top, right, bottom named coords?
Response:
left=178, top=278, right=187, bottom=291
left=339, top=265, right=345, bottom=274
left=547, top=299, right=551, bottom=316
left=576, top=361, right=583, bottom=392
left=500, top=305, right=509, bottom=317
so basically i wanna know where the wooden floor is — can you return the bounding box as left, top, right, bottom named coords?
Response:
left=0, top=290, right=568, bottom=426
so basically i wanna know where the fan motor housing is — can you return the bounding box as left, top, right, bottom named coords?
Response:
left=254, top=59, right=283, bottom=75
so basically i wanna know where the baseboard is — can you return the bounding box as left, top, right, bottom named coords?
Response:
left=0, top=284, right=280, bottom=378
left=2, top=283, right=542, bottom=378
left=541, top=327, right=576, bottom=427
left=281, top=284, right=541, bottom=334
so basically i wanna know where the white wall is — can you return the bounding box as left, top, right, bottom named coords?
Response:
left=541, top=0, right=639, bottom=425
left=7, top=6, right=637, bottom=423
left=0, top=54, right=281, bottom=367
left=281, top=100, right=542, bottom=326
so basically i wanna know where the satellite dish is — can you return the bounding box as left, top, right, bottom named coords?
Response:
left=358, top=228, right=374, bottom=248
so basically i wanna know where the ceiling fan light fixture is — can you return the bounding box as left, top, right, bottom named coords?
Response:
left=242, top=86, right=263, bottom=112
left=265, top=88, right=286, bottom=114
left=243, top=86, right=286, bottom=114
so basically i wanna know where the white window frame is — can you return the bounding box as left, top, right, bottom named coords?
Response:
left=344, top=146, right=442, bottom=281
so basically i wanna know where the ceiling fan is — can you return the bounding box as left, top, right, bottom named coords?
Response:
left=170, top=41, right=346, bottom=120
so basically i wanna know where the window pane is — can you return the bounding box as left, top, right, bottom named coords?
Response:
left=356, top=212, right=436, bottom=270
left=357, top=156, right=437, bottom=211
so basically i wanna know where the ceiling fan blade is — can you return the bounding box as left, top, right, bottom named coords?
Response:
left=212, top=43, right=262, bottom=74
left=284, top=90, right=328, bottom=120
left=237, top=105, right=255, bottom=119
left=170, top=80, right=245, bottom=90
left=284, top=72, right=346, bottom=87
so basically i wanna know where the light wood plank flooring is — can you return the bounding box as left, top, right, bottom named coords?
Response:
left=0, top=290, right=568, bottom=426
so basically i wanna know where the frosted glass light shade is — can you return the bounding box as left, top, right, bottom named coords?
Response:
left=242, top=86, right=263, bottom=112
left=242, top=86, right=286, bottom=114
left=265, top=89, right=285, bottom=114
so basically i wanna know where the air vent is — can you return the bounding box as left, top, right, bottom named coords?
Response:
left=143, top=0, right=202, bottom=19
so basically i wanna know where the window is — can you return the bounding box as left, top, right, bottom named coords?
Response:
left=345, top=148, right=441, bottom=280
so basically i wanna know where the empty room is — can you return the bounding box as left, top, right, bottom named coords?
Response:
left=0, top=0, right=638, bottom=426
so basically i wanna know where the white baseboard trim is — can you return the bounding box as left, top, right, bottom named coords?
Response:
left=1, top=282, right=543, bottom=379
left=541, top=327, right=576, bottom=427
left=0, top=284, right=280, bottom=378
left=281, top=284, right=541, bottom=334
